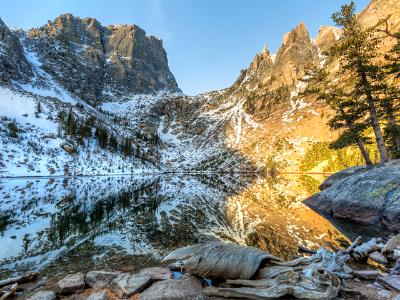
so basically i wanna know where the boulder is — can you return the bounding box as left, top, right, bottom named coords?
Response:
left=87, top=291, right=108, bottom=300
left=138, top=267, right=173, bottom=281
left=57, top=272, right=85, bottom=294
left=305, top=160, right=400, bottom=232
left=138, top=274, right=203, bottom=300
left=110, top=273, right=152, bottom=298
left=27, top=291, right=56, bottom=300
left=85, top=270, right=120, bottom=288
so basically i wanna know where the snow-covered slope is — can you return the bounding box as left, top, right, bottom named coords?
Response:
left=0, top=85, right=161, bottom=177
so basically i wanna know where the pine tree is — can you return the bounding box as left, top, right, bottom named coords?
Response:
left=109, top=134, right=118, bottom=151
left=303, top=66, right=373, bottom=165
left=34, top=100, right=42, bottom=118
left=330, top=1, right=389, bottom=163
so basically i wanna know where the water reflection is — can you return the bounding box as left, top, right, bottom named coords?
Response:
left=0, top=173, right=349, bottom=279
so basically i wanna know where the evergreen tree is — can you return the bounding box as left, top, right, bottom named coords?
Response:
left=303, top=66, right=373, bottom=165
left=34, top=100, right=42, bottom=118
left=122, top=138, right=132, bottom=156
left=7, top=119, right=19, bottom=139
left=329, top=1, right=389, bottom=163
left=65, top=109, right=77, bottom=135
left=109, top=134, right=118, bottom=151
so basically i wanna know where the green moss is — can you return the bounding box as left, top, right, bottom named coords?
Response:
left=300, top=142, right=379, bottom=172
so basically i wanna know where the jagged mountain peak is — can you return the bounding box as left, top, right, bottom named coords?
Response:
left=315, top=26, right=340, bottom=53
left=12, top=13, right=180, bottom=104
left=282, top=21, right=309, bottom=46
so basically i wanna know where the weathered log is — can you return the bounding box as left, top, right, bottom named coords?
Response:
left=353, top=270, right=380, bottom=280
left=343, top=236, right=362, bottom=254
left=298, top=245, right=317, bottom=255
left=0, top=284, right=17, bottom=300
left=377, top=275, right=400, bottom=292
left=382, top=234, right=400, bottom=254
left=353, top=238, right=384, bottom=260
left=163, top=242, right=281, bottom=280
left=368, top=251, right=388, bottom=265
left=204, top=267, right=341, bottom=300
left=0, top=272, right=38, bottom=288
left=391, top=259, right=400, bottom=276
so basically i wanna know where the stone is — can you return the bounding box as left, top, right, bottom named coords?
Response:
left=138, top=274, right=203, bottom=300
left=353, top=270, right=380, bottom=280
left=378, top=275, right=400, bottom=292
left=27, top=290, right=56, bottom=300
left=138, top=267, right=173, bottom=281
left=57, top=272, right=85, bottom=294
left=85, top=270, right=120, bottom=289
left=305, top=160, right=400, bottom=232
left=110, top=273, right=152, bottom=298
left=369, top=251, right=388, bottom=265
left=87, top=291, right=108, bottom=300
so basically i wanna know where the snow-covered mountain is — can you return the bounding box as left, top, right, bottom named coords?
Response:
left=1, top=0, right=399, bottom=177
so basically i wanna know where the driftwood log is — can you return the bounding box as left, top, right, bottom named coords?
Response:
left=163, top=242, right=281, bottom=280
left=0, top=272, right=38, bottom=289
left=0, top=284, right=17, bottom=300
left=383, top=234, right=400, bottom=254
left=352, top=238, right=384, bottom=260
left=164, top=243, right=347, bottom=299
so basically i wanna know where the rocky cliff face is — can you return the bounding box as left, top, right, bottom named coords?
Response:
left=21, top=14, right=179, bottom=105
left=0, top=18, right=33, bottom=82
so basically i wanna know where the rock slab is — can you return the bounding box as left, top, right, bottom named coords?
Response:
left=87, top=291, right=108, bottom=300
left=110, top=273, right=152, bottom=298
left=138, top=274, right=203, bottom=300
left=57, top=272, right=85, bottom=294
left=138, top=267, right=173, bottom=281
left=27, top=291, right=56, bottom=300
left=85, top=270, right=120, bottom=289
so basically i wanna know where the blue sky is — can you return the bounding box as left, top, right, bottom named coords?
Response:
left=1, top=0, right=370, bottom=95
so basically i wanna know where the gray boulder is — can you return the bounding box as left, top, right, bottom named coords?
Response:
left=110, top=273, right=152, bottom=298
left=57, top=272, right=85, bottom=294
left=138, top=274, right=203, bottom=300
left=85, top=270, right=120, bottom=288
left=138, top=267, right=173, bottom=281
left=305, top=160, right=400, bottom=232
left=87, top=291, right=108, bottom=300
left=27, top=291, right=56, bottom=300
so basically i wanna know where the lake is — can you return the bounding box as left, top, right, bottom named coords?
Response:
left=0, top=173, right=379, bottom=280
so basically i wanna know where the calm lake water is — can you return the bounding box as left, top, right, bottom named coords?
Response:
left=0, top=173, right=379, bottom=280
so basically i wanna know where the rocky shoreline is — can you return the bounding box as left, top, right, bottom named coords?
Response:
left=1, top=237, right=400, bottom=300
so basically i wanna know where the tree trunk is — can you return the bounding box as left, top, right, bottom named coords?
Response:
left=388, top=114, right=400, bottom=151
left=356, top=139, right=373, bottom=165
left=361, top=73, right=390, bottom=163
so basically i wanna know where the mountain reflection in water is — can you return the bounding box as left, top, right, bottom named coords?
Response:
left=0, top=173, right=348, bottom=279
